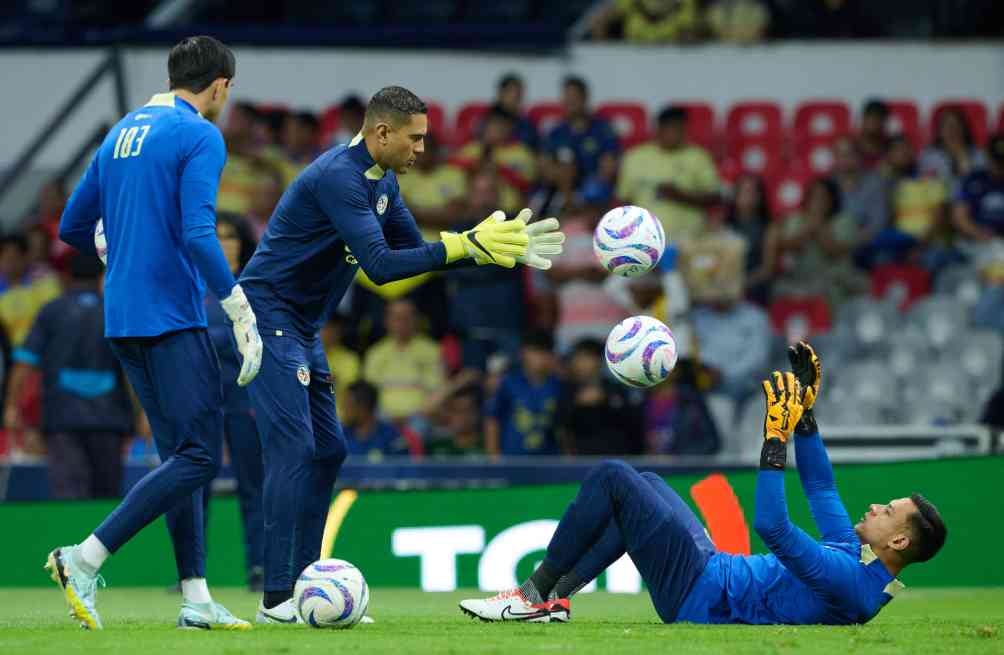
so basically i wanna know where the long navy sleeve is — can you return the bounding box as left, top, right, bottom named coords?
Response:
left=179, top=124, right=235, bottom=300
left=753, top=469, right=860, bottom=601
left=794, top=430, right=857, bottom=543
left=312, top=174, right=445, bottom=286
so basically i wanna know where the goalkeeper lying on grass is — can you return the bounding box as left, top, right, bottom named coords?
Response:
left=461, top=343, right=947, bottom=625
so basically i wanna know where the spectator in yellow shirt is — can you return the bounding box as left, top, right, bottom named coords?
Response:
left=591, top=0, right=702, bottom=44
left=0, top=234, right=61, bottom=346
left=617, top=105, right=721, bottom=241
left=363, top=298, right=445, bottom=422
left=398, top=131, right=467, bottom=232
left=455, top=107, right=537, bottom=213
left=217, top=102, right=283, bottom=215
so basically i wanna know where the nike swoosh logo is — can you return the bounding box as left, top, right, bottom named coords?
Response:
left=466, top=232, right=494, bottom=261
left=500, top=604, right=547, bottom=620
left=180, top=618, right=211, bottom=629
left=261, top=611, right=298, bottom=623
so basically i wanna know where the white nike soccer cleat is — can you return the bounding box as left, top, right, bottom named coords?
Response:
left=458, top=588, right=552, bottom=623
left=44, top=546, right=103, bottom=630
left=178, top=601, right=252, bottom=630
left=256, top=598, right=302, bottom=625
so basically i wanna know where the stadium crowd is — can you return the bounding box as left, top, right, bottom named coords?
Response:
left=2, top=72, right=1003, bottom=496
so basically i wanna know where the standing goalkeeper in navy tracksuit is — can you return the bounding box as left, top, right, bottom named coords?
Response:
left=239, top=86, right=565, bottom=623
left=462, top=343, right=948, bottom=625
left=49, top=36, right=261, bottom=631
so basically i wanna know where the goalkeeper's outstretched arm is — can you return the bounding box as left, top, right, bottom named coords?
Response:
left=788, top=342, right=857, bottom=544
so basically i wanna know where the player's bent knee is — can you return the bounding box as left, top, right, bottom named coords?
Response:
left=591, top=459, right=634, bottom=483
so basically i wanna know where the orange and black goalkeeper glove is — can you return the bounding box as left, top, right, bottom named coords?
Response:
left=760, top=371, right=805, bottom=470
left=787, top=341, right=821, bottom=435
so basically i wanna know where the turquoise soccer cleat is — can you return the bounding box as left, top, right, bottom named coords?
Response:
left=177, top=601, right=252, bottom=630
left=44, top=545, right=104, bottom=630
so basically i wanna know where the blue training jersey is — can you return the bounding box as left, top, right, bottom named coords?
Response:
left=240, top=134, right=447, bottom=341
left=677, top=431, right=904, bottom=625
left=59, top=93, right=235, bottom=338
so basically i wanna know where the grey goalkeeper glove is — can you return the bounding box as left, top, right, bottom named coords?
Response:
left=511, top=208, right=565, bottom=270
left=220, top=284, right=263, bottom=386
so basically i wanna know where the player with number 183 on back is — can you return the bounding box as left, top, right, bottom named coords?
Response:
left=51, top=36, right=262, bottom=630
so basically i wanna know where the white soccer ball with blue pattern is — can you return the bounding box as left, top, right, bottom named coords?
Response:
left=95, top=218, right=107, bottom=266
left=593, top=205, right=665, bottom=277
left=294, top=558, right=369, bottom=629
left=605, top=315, right=678, bottom=388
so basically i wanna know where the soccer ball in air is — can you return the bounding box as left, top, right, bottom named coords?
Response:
left=593, top=205, right=665, bottom=277
left=294, top=558, right=369, bottom=629
left=95, top=219, right=107, bottom=265
left=605, top=315, right=678, bottom=388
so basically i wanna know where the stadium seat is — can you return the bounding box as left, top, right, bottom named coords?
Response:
left=887, top=330, right=931, bottom=381
left=934, top=263, right=984, bottom=309
left=674, top=102, right=717, bottom=153
left=596, top=102, right=649, bottom=149
left=768, top=295, right=832, bottom=340
left=905, top=294, right=967, bottom=351
left=424, top=101, right=449, bottom=142
left=726, top=143, right=784, bottom=178
left=527, top=101, right=565, bottom=136
left=870, top=263, right=931, bottom=312
left=767, top=165, right=813, bottom=218
left=725, top=102, right=784, bottom=177
left=931, top=99, right=989, bottom=146
left=794, top=141, right=839, bottom=176
left=834, top=297, right=900, bottom=357
left=884, top=99, right=922, bottom=149
left=998, top=102, right=1004, bottom=135
left=725, top=101, right=783, bottom=144
left=319, top=104, right=340, bottom=145
left=793, top=100, right=851, bottom=143
left=951, top=330, right=1004, bottom=390
left=454, top=101, right=490, bottom=145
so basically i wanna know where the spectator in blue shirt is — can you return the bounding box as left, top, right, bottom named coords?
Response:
left=486, top=330, right=563, bottom=456
left=544, top=76, right=620, bottom=201
left=494, top=72, right=539, bottom=150
left=342, top=380, right=409, bottom=461
left=447, top=171, right=526, bottom=370
left=952, top=132, right=1004, bottom=244
left=5, top=253, right=134, bottom=499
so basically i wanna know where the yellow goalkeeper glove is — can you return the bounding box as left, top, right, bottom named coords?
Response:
left=787, top=341, right=821, bottom=410
left=762, top=371, right=804, bottom=443
left=440, top=211, right=529, bottom=268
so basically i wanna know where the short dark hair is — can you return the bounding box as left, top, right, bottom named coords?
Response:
left=497, top=73, right=523, bottom=91
left=365, top=86, right=427, bottom=128
left=562, top=76, right=589, bottom=98
left=863, top=98, right=890, bottom=119
left=657, top=105, right=688, bottom=126
left=347, top=380, right=379, bottom=413
left=340, top=94, right=366, bottom=114
left=571, top=338, right=605, bottom=359
left=0, top=233, right=29, bottom=254
left=69, top=253, right=104, bottom=281
left=522, top=329, right=555, bottom=353
left=294, top=111, right=320, bottom=131
left=905, top=493, right=947, bottom=564
left=168, top=36, right=235, bottom=93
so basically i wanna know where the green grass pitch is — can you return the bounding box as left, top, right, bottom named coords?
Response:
left=0, top=587, right=1001, bottom=654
